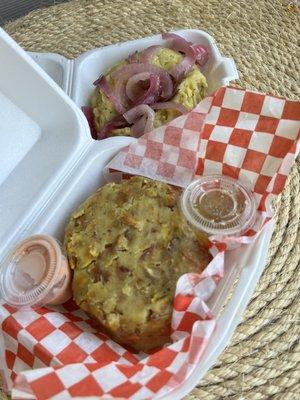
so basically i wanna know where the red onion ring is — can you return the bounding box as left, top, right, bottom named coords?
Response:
left=162, top=33, right=209, bottom=79
left=131, top=115, right=147, bottom=136
left=126, top=72, right=152, bottom=101
left=93, top=75, right=126, bottom=114
left=162, top=33, right=196, bottom=80
left=112, top=63, right=173, bottom=101
left=143, top=109, right=156, bottom=133
left=126, top=73, right=161, bottom=106
left=162, top=32, right=195, bottom=57
left=124, top=104, right=155, bottom=136
left=81, top=106, right=97, bottom=139
left=140, top=45, right=163, bottom=63
left=169, top=55, right=195, bottom=81
left=97, top=115, right=129, bottom=140
left=134, top=74, right=161, bottom=105
left=192, top=44, right=209, bottom=66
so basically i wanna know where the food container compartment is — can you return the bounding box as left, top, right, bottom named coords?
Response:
left=0, top=27, right=274, bottom=400
left=27, top=29, right=239, bottom=106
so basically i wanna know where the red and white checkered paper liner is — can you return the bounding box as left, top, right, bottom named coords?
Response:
left=0, top=254, right=221, bottom=400
left=107, top=86, right=300, bottom=245
left=0, top=86, right=299, bottom=400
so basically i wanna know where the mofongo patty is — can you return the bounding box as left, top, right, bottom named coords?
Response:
left=64, top=176, right=211, bottom=351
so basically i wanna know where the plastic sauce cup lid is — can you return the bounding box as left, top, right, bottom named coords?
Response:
left=180, top=175, right=257, bottom=236
left=0, top=235, right=71, bottom=308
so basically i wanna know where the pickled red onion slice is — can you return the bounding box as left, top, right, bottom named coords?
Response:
left=81, top=106, right=97, bottom=139
left=124, top=104, right=155, bottom=136
left=112, top=63, right=173, bottom=100
left=140, top=45, right=163, bottom=63
left=162, top=32, right=209, bottom=79
left=126, top=72, right=161, bottom=106
left=93, top=75, right=126, bottom=114
left=97, top=115, right=129, bottom=140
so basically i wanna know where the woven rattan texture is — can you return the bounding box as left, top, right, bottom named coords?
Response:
left=2, top=0, right=300, bottom=399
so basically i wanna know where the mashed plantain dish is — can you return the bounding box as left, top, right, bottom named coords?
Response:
left=64, top=176, right=212, bottom=351
left=83, top=33, right=209, bottom=140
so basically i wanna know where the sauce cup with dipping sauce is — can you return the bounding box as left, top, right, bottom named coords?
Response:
left=0, top=235, right=72, bottom=308
left=180, top=175, right=257, bottom=239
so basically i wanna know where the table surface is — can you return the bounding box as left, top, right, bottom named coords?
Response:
left=2, top=0, right=300, bottom=399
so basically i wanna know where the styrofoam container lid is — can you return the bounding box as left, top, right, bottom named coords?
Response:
left=181, top=175, right=257, bottom=236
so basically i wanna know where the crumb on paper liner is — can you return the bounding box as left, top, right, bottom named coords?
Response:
left=0, top=86, right=299, bottom=400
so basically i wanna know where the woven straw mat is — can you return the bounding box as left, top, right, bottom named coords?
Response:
left=2, top=0, right=300, bottom=399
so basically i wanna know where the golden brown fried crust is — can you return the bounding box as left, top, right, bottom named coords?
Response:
left=64, top=176, right=211, bottom=351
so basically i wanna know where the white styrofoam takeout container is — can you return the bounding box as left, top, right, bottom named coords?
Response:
left=0, top=27, right=274, bottom=399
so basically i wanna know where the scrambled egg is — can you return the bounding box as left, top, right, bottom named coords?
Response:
left=90, top=48, right=208, bottom=137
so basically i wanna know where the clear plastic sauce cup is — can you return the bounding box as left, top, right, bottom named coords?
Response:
left=180, top=175, right=257, bottom=238
left=0, top=235, right=72, bottom=308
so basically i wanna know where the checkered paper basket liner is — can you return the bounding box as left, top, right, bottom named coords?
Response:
left=0, top=86, right=299, bottom=400
left=0, top=258, right=219, bottom=400
left=107, top=86, right=300, bottom=246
